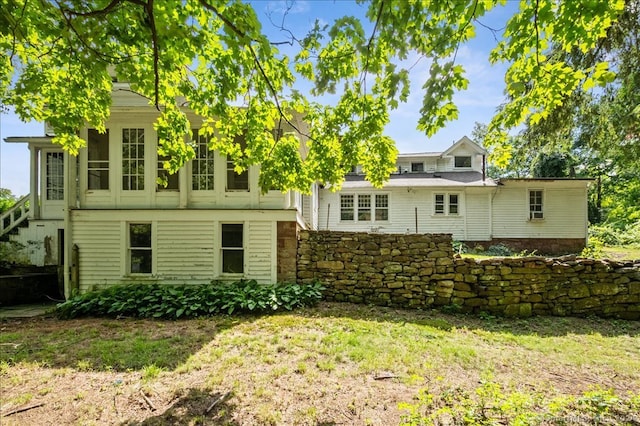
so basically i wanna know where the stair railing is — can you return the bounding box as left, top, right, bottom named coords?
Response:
left=1, top=195, right=30, bottom=237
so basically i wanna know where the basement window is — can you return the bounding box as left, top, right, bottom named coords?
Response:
left=129, top=223, right=152, bottom=274
left=222, top=224, right=244, bottom=274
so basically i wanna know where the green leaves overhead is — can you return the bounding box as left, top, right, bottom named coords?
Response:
left=0, top=0, right=626, bottom=191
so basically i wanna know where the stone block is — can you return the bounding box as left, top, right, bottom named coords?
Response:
left=568, top=284, right=590, bottom=299
left=383, top=264, right=403, bottom=274
left=589, top=282, right=621, bottom=296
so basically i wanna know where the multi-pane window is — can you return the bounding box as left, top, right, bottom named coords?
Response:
left=358, top=194, right=371, bottom=220
left=434, top=194, right=445, bottom=215
left=449, top=194, right=459, bottom=214
left=192, top=129, right=215, bottom=190
left=434, top=193, right=460, bottom=215
left=226, top=135, right=249, bottom=191
left=341, top=194, right=389, bottom=221
left=454, top=156, right=472, bottom=168
left=122, top=128, right=145, bottom=190
left=87, top=129, right=109, bottom=190
left=529, top=190, right=544, bottom=219
left=129, top=223, right=152, bottom=274
left=157, top=139, right=179, bottom=191
left=222, top=224, right=244, bottom=274
left=46, top=152, right=64, bottom=200
left=340, top=195, right=354, bottom=220
left=411, top=162, right=424, bottom=172
left=375, top=194, right=389, bottom=220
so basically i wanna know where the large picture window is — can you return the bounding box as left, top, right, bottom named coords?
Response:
left=529, top=190, right=544, bottom=219
left=192, top=129, right=215, bottom=190
left=454, top=156, right=472, bottom=168
left=122, top=128, right=145, bottom=190
left=129, top=223, right=152, bottom=274
left=222, top=224, right=244, bottom=274
left=87, top=129, right=109, bottom=190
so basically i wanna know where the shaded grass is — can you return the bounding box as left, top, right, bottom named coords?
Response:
left=1, top=303, right=639, bottom=424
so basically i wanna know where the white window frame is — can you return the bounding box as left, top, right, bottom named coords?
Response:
left=191, top=129, right=215, bottom=191
left=45, top=151, right=65, bottom=200
left=340, top=193, right=389, bottom=222
left=221, top=223, right=245, bottom=275
left=122, top=128, right=145, bottom=191
left=454, top=156, right=472, bottom=168
left=128, top=222, right=153, bottom=275
left=434, top=192, right=461, bottom=216
left=529, top=189, right=544, bottom=220
left=87, top=128, right=110, bottom=190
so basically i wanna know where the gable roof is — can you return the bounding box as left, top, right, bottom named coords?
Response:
left=441, top=136, right=486, bottom=157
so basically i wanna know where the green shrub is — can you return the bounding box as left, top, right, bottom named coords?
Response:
left=56, top=280, right=324, bottom=319
left=590, top=222, right=640, bottom=248
left=484, top=243, right=514, bottom=257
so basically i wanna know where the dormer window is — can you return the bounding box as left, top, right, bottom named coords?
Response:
left=411, top=162, right=424, bottom=172
left=454, top=156, right=472, bottom=168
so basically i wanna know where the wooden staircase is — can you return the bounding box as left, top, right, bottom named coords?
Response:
left=1, top=195, right=30, bottom=239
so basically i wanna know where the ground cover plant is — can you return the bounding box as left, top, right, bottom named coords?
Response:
left=1, top=303, right=639, bottom=425
left=56, top=281, right=324, bottom=319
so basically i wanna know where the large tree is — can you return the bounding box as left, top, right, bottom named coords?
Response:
left=0, top=0, right=625, bottom=191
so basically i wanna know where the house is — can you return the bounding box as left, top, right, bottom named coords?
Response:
left=319, top=136, right=592, bottom=254
left=2, top=86, right=591, bottom=299
left=2, top=83, right=316, bottom=298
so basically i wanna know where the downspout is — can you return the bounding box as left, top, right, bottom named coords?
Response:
left=482, top=154, right=486, bottom=182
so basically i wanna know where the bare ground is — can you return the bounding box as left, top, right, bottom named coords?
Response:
left=1, top=303, right=639, bottom=425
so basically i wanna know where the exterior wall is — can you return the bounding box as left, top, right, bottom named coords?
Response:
left=491, top=181, right=589, bottom=239
left=8, top=220, right=63, bottom=266
left=319, top=187, right=489, bottom=239
left=297, top=231, right=640, bottom=320
left=70, top=209, right=297, bottom=293
left=277, top=221, right=298, bottom=282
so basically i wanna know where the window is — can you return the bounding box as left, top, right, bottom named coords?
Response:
left=529, top=190, right=544, bottom=219
left=157, top=139, right=179, bottom=191
left=434, top=194, right=445, bottom=215
left=192, top=129, right=215, bottom=190
left=341, top=194, right=389, bottom=221
left=45, top=152, right=64, bottom=200
left=226, top=135, right=249, bottom=191
left=358, top=194, right=371, bottom=220
left=434, top=193, right=460, bottom=215
left=87, top=129, right=109, bottom=190
left=449, top=194, right=459, bottom=214
left=340, top=195, right=354, bottom=220
left=222, top=224, right=244, bottom=273
left=122, top=128, right=145, bottom=190
left=454, top=156, right=472, bottom=168
left=411, top=162, right=424, bottom=172
left=129, top=223, right=152, bottom=274
left=375, top=194, right=389, bottom=221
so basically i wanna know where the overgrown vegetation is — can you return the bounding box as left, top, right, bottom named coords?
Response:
left=454, top=241, right=536, bottom=258
left=400, top=380, right=640, bottom=425
left=55, top=281, right=324, bottom=319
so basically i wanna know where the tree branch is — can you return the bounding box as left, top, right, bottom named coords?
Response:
left=145, top=0, right=160, bottom=109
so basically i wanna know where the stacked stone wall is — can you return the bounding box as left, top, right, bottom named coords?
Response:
left=297, top=231, right=640, bottom=320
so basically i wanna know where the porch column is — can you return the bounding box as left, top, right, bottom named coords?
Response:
left=29, top=145, right=40, bottom=219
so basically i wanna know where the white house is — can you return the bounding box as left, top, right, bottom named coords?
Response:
left=2, top=90, right=592, bottom=299
left=2, top=84, right=315, bottom=297
left=320, top=136, right=592, bottom=254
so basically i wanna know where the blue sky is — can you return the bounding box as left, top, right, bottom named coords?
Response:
left=0, top=0, right=518, bottom=196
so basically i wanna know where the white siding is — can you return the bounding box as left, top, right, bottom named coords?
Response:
left=73, top=220, right=122, bottom=292
left=157, top=221, right=215, bottom=281
left=464, top=190, right=491, bottom=240
left=319, top=187, right=467, bottom=239
left=246, top=221, right=274, bottom=282
left=492, top=182, right=589, bottom=238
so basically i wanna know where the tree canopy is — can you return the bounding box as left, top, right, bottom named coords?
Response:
left=0, top=0, right=626, bottom=191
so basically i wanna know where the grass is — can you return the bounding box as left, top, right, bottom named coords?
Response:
left=1, top=303, right=639, bottom=425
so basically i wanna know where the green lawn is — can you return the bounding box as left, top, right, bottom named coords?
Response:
left=1, top=303, right=639, bottom=425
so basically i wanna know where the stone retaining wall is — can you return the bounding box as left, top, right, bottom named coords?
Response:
left=297, top=231, right=640, bottom=319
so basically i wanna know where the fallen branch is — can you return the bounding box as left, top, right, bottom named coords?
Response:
left=140, top=390, right=156, bottom=411
left=2, top=402, right=45, bottom=417
left=373, top=372, right=398, bottom=380
left=205, top=391, right=231, bottom=414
